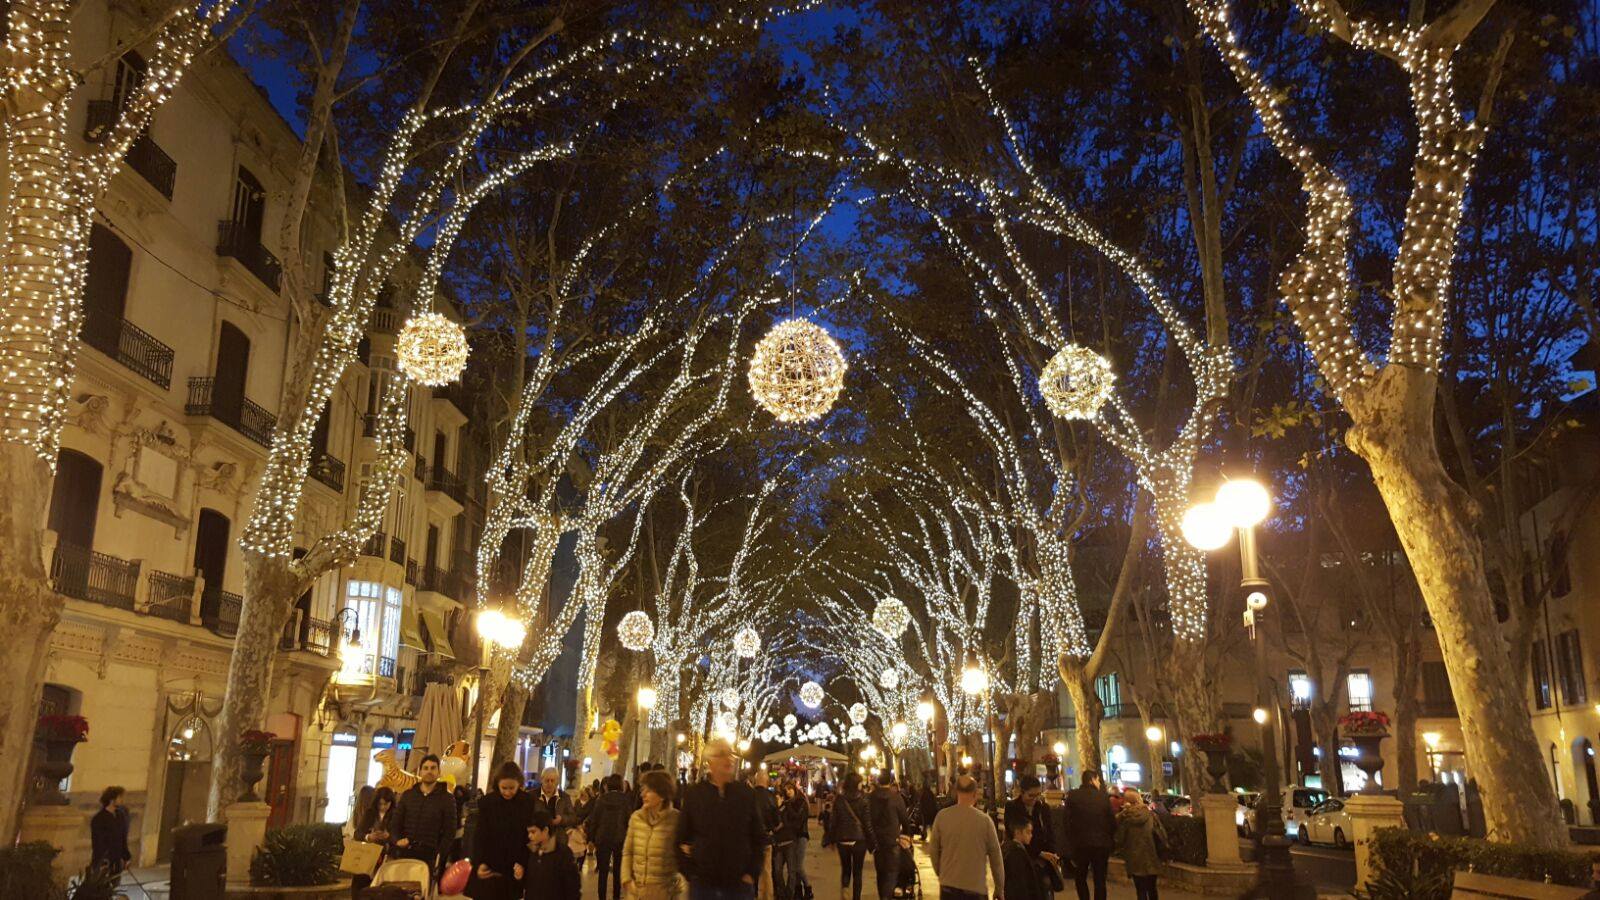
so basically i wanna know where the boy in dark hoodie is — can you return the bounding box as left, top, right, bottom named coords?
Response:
left=523, top=807, right=581, bottom=900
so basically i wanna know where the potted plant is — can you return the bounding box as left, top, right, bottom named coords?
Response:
left=33, top=715, right=88, bottom=805
left=1339, top=711, right=1391, bottom=794
left=1190, top=733, right=1233, bottom=793
left=238, top=729, right=277, bottom=802
left=1040, top=752, right=1061, bottom=787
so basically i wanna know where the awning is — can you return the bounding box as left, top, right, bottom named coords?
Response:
left=763, top=743, right=849, bottom=763
left=400, top=602, right=426, bottom=651
left=420, top=609, right=456, bottom=659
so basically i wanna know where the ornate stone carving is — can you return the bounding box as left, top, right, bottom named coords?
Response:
left=65, top=393, right=111, bottom=436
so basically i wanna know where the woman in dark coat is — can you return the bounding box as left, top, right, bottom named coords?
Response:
left=90, top=786, right=132, bottom=874
left=822, top=772, right=870, bottom=900
left=471, top=761, right=536, bottom=900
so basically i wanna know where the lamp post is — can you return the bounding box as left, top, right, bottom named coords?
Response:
left=1183, top=477, right=1310, bottom=899
left=635, top=685, right=658, bottom=778
left=473, top=609, right=527, bottom=790
left=961, top=659, right=991, bottom=800
left=916, top=700, right=937, bottom=788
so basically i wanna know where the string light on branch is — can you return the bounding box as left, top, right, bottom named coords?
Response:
left=722, top=688, right=742, bottom=711
left=879, top=668, right=899, bottom=690
left=396, top=311, right=469, bottom=386
left=1039, top=345, right=1115, bottom=420
left=799, top=681, right=824, bottom=709
left=871, top=597, right=910, bottom=638
left=748, top=318, right=847, bottom=423
left=617, top=610, right=654, bottom=652
left=734, top=627, right=761, bottom=659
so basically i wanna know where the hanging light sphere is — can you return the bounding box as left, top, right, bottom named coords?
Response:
left=1039, top=344, right=1115, bottom=420
left=783, top=713, right=798, bottom=730
left=879, top=668, right=899, bottom=690
left=748, top=318, right=847, bottom=423
left=799, top=681, right=824, bottom=709
left=733, top=627, right=761, bottom=659
left=396, top=311, right=469, bottom=387
left=847, top=723, right=868, bottom=742
left=871, top=598, right=911, bottom=638
left=849, top=702, right=868, bottom=725
left=617, top=611, right=654, bottom=652
left=721, top=688, right=742, bottom=711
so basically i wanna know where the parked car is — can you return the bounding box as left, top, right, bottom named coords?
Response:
left=1299, top=798, right=1351, bottom=848
left=1147, top=794, right=1193, bottom=816
left=1235, top=792, right=1260, bottom=835
left=1243, top=786, right=1329, bottom=837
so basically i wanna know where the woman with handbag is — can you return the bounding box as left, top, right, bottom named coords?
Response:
left=621, top=769, right=682, bottom=900
left=823, top=772, right=870, bottom=900
left=470, top=762, right=535, bottom=900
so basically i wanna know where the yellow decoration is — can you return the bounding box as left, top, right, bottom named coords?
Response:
left=397, top=311, right=469, bottom=386
left=748, top=318, right=847, bottom=423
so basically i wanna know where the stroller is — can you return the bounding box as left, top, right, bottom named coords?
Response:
left=361, top=858, right=434, bottom=899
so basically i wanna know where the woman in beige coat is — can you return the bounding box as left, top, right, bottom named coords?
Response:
left=621, top=769, right=682, bottom=900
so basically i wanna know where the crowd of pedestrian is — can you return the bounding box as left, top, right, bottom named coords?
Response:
left=312, top=742, right=1177, bottom=900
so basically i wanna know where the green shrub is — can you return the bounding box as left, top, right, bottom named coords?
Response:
left=1368, top=827, right=1600, bottom=889
left=250, top=823, right=344, bottom=886
left=67, top=866, right=123, bottom=900
left=0, top=842, right=66, bottom=900
left=1157, top=813, right=1207, bottom=866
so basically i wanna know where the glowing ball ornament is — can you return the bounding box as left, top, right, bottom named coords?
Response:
left=783, top=714, right=798, bottom=730
left=748, top=318, right=847, bottom=423
left=799, top=681, right=824, bottom=709
left=879, top=668, right=899, bottom=690
left=734, top=627, right=761, bottom=659
left=617, top=611, right=654, bottom=652
left=849, top=703, right=868, bottom=725
left=871, top=598, right=910, bottom=638
left=721, top=688, right=742, bottom=710
left=1039, top=345, right=1115, bottom=420
left=847, top=724, right=868, bottom=742
left=397, top=311, right=469, bottom=386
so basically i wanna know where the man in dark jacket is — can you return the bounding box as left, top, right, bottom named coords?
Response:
left=90, top=786, right=131, bottom=875
left=535, top=767, right=577, bottom=847
left=1063, top=769, right=1115, bottom=900
left=677, top=738, right=767, bottom=900
left=1003, top=776, right=1059, bottom=866
left=869, top=771, right=911, bottom=900
left=393, top=754, right=459, bottom=877
left=590, top=774, right=635, bottom=900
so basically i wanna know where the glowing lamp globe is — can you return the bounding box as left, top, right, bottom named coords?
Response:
left=1039, top=345, right=1115, bottom=420
left=397, top=312, right=469, bottom=386
left=849, top=702, right=868, bottom=725
left=961, top=664, right=989, bottom=695
left=799, top=681, right=824, bottom=709
left=879, top=668, right=899, bottom=690
left=916, top=701, right=936, bottom=724
left=637, top=686, right=658, bottom=710
left=617, top=610, right=654, bottom=652
left=1215, top=479, right=1272, bottom=529
left=783, top=713, right=798, bottom=730
left=734, top=627, right=761, bottom=659
left=891, top=721, right=908, bottom=741
left=1180, top=502, right=1233, bottom=551
left=871, top=598, right=910, bottom=638
left=748, top=318, right=847, bottom=423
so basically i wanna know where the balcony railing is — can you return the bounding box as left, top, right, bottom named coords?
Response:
left=420, top=565, right=463, bottom=600
left=378, top=656, right=396, bottom=678
left=51, top=542, right=139, bottom=610
left=1420, top=700, right=1458, bottom=718
left=405, top=559, right=419, bottom=586
left=370, top=307, right=402, bottom=333
left=389, top=536, right=407, bottom=566
left=303, top=617, right=333, bottom=656
left=145, top=570, right=195, bottom=623
left=84, top=100, right=177, bottom=199
left=217, top=220, right=282, bottom=292
left=81, top=311, right=174, bottom=390
left=361, top=531, right=388, bottom=558
left=202, top=589, right=242, bottom=638
left=361, top=415, right=416, bottom=452
left=311, top=451, right=345, bottom=492
left=186, top=378, right=277, bottom=447
left=427, top=466, right=465, bottom=505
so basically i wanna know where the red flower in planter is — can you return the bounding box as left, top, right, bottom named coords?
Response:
left=1338, top=711, right=1391, bottom=735
left=240, top=730, right=277, bottom=753
left=1190, top=732, right=1232, bottom=752
left=1040, top=753, right=1061, bottom=766
left=37, top=715, right=89, bottom=743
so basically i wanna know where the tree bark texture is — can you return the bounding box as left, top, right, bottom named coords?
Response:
left=1060, top=661, right=1103, bottom=777
left=490, top=681, right=529, bottom=771
left=1392, top=647, right=1421, bottom=793
left=1347, top=367, right=1567, bottom=846
left=1164, top=640, right=1218, bottom=796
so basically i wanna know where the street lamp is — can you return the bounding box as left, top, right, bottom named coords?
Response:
left=916, top=699, right=939, bottom=789
left=1185, top=476, right=1309, bottom=899
left=472, top=608, right=527, bottom=789
left=960, top=663, right=989, bottom=695
left=634, top=685, right=658, bottom=777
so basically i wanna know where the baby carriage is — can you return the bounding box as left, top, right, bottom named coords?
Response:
left=361, top=858, right=434, bottom=899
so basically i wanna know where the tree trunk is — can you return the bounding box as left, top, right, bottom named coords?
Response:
left=208, top=553, right=299, bottom=817
left=1060, top=664, right=1102, bottom=777
left=1392, top=647, right=1422, bottom=793
left=1348, top=367, right=1567, bottom=846
left=1165, top=641, right=1218, bottom=796
left=490, top=681, right=529, bottom=771
left=1310, top=701, right=1342, bottom=796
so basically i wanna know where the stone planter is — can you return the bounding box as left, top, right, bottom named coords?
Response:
left=238, top=750, right=270, bottom=802
left=1198, top=747, right=1230, bottom=793
left=1350, top=733, right=1387, bottom=794
left=33, top=739, right=80, bottom=805
left=226, top=880, right=352, bottom=900
left=1044, top=762, right=1060, bottom=789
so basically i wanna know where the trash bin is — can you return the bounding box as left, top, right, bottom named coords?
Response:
left=170, top=822, right=227, bottom=900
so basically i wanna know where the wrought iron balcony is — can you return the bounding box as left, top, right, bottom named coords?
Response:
left=389, top=535, right=407, bottom=566
left=420, top=565, right=463, bottom=600
left=186, top=377, right=277, bottom=447
left=202, top=589, right=242, bottom=638
left=51, top=542, right=139, bottom=610
left=378, top=656, right=397, bottom=678
left=84, top=100, right=177, bottom=200
left=370, top=307, right=402, bottom=333
left=217, top=220, right=282, bottom=292
left=145, top=570, right=195, bottom=623
left=405, top=559, right=419, bottom=586
left=427, top=465, right=466, bottom=505
left=361, top=531, right=388, bottom=559
left=81, top=310, right=174, bottom=390
left=311, top=451, right=345, bottom=492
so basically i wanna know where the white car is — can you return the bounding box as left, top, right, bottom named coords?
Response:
left=1298, top=798, right=1352, bottom=848
left=1244, top=786, right=1329, bottom=837
left=1235, top=793, right=1260, bottom=835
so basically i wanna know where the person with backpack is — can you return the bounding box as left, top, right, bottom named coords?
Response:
left=823, top=772, right=870, bottom=900
left=591, top=774, right=636, bottom=900
left=869, top=771, right=912, bottom=900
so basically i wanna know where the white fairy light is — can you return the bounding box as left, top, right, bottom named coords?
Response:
left=734, top=627, right=761, bottom=659
left=722, top=688, right=742, bottom=711
left=871, top=597, right=910, bottom=638
left=1039, top=345, right=1115, bottom=420
left=879, top=668, right=899, bottom=690
left=747, top=318, right=847, bottom=423
left=396, top=311, right=469, bottom=386
left=848, top=702, right=868, bottom=725
left=799, top=681, right=824, bottom=709
left=617, top=610, right=655, bottom=652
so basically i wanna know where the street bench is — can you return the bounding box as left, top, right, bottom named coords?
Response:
left=1451, top=870, right=1590, bottom=899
